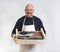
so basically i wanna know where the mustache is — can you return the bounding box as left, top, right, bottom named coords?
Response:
left=27, top=12, right=32, bottom=14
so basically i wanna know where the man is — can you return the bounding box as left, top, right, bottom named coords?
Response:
left=12, top=4, right=46, bottom=37
left=12, top=4, right=46, bottom=52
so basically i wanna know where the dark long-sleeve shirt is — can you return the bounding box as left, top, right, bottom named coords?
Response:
left=12, top=15, right=46, bottom=37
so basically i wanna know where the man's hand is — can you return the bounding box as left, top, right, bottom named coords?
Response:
left=12, top=34, right=18, bottom=43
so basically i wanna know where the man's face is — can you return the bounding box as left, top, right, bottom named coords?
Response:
left=25, top=5, right=34, bottom=17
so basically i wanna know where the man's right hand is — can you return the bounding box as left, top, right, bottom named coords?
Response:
left=12, top=34, right=18, bottom=43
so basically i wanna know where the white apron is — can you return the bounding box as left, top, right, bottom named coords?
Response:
left=20, top=17, right=41, bottom=52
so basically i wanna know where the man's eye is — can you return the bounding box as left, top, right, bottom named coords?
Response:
left=30, top=9, right=32, bottom=11
left=26, top=9, right=32, bottom=11
left=27, top=9, right=29, bottom=11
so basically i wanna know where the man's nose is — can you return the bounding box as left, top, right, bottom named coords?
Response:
left=28, top=10, right=30, bottom=12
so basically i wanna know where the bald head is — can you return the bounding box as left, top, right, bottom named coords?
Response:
left=25, top=4, right=34, bottom=10
left=25, top=4, right=34, bottom=17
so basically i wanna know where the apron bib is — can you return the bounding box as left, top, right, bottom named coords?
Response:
left=22, top=17, right=35, bottom=32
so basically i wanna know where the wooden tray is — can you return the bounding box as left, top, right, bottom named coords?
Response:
left=13, top=28, right=46, bottom=44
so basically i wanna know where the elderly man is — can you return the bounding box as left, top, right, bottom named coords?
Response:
left=12, top=4, right=46, bottom=52
left=12, top=4, right=46, bottom=36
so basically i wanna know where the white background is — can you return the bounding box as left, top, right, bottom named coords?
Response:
left=0, top=0, right=60, bottom=52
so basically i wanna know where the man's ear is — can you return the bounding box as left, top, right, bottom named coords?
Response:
left=33, top=9, right=34, bottom=12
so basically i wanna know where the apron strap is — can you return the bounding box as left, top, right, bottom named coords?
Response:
left=33, top=17, right=35, bottom=25
left=22, top=17, right=26, bottom=31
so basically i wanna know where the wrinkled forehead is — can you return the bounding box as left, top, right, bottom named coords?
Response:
left=25, top=4, right=34, bottom=10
